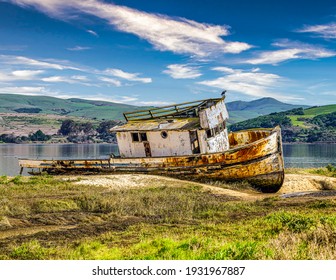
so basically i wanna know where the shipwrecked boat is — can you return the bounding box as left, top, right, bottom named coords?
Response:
left=19, top=95, right=284, bottom=193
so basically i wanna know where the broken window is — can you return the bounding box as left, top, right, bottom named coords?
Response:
left=131, top=132, right=148, bottom=142
left=140, top=133, right=148, bottom=141
left=131, top=132, right=140, bottom=142
left=206, top=129, right=213, bottom=138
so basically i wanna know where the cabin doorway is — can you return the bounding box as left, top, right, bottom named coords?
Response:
left=143, top=141, right=152, bottom=157
left=189, top=131, right=200, bottom=154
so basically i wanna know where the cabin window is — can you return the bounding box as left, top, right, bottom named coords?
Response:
left=131, top=132, right=148, bottom=142
left=131, top=132, right=140, bottom=142
left=140, top=133, right=148, bottom=141
left=206, top=129, right=213, bottom=138
left=161, top=131, right=168, bottom=139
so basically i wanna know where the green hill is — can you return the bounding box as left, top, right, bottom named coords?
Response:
left=226, top=97, right=308, bottom=123
left=230, top=105, right=336, bottom=143
left=0, top=94, right=141, bottom=120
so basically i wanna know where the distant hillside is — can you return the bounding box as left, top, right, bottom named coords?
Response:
left=226, top=97, right=309, bottom=123
left=0, top=94, right=141, bottom=120
left=230, top=105, right=336, bottom=143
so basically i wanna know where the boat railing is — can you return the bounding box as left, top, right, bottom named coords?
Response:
left=123, top=98, right=221, bottom=121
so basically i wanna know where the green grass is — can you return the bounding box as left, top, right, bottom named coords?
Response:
left=286, top=104, right=336, bottom=129
left=304, top=105, right=336, bottom=116
left=1, top=172, right=336, bottom=260
left=286, top=164, right=336, bottom=178
left=0, top=93, right=142, bottom=120
left=288, top=115, right=313, bottom=128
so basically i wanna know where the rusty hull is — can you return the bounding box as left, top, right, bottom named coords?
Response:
left=19, top=127, right=284, bottom=193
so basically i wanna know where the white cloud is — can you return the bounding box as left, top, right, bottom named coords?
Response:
left=71, top=75, right=89, bottom=81
left=99, top=76, right=122, bottom=87
left=9, top=0, right=251, bottom=57
left=245, top=40, right=336, bottom=65
left=0, top=54, right=81, bottom=70
left=211, top=66, right=238, bottom=74
left=0, top=86, right=54, bottom=95
left=198, top=67, right=301, bottom=101
left=137, top=101, right=172, bottom=106
left=87, top=29, right=98, bottom=37
left=297, top=23, right=336, bottom=39
left=41, top=75, right=94, bottom=86
left=103, top=68, right=152, bottom=83
left=83, top=95, right=139, bottom=104
left=0, top=70, right=44, bottom=81
left=163, top=64, right=202, bottom=79
left=67, top=45, right=91, bottom=51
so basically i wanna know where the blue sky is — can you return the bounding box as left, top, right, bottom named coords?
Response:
left=0, top=0, right=336, bottom=106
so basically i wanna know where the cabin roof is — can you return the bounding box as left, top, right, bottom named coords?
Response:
left=110, top=118, right=200, bottom=132
left=123, top=97, right=222, bottom=121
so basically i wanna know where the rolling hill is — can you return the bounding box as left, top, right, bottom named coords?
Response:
left=226, top=97, right=309, bottom=123
left=0, top=94, right=307, bottom=123
left=0, top=94, right=141, bottom=120
left=0, top=93, right=334, bottom=143
left=230, top=105, right=336, bottom=143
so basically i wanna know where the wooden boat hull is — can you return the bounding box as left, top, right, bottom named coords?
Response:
left=19, top=127, right=284, bottom=193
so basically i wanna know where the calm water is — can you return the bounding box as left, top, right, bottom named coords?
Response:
left=0, top=143, right=119, bottom=176
left=0, top=143, right=335, bottom=176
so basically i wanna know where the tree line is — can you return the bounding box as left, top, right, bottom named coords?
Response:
left=0, top=119, right=122, bottom=144
left=230, top=109, right=336, bottom=143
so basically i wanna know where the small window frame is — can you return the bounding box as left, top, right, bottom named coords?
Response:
left=131, top=132, right=140, bottom=142
left=161, top=131, right=168, bottom=139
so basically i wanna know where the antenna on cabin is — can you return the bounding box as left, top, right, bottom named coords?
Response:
left=221, top=90, right=227, bottom=97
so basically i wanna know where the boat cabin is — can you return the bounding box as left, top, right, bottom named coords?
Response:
left=110, top=97, right=230, bottom=158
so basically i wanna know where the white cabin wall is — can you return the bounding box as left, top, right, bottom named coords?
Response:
left=116, top=132, right=146, bottom=157
left=147, top=131, right=192, bottom=156
left=116, top=131, right=193, bottom=157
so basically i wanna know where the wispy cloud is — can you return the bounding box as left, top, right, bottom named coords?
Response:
left=83, top=94, right=139, bottom=104
left=163, top=64, right=202, bottom=79
left=297, top=23, right=336, bottom=39
left=103, top=68, right=152, bottom=83
left=198, top=66, right=301, bottom=101
left=0, top=86, right=56, bottom=95
left=137, top=100, right=172, bottom=106
left=245, top=40, right=336, bottom=65
left=9, top=0, right=251, bottom=57
left=87, top=29, right=98, bottom=37
left=67, top=45, right=91, bottom=51
left=0, top=54, right=81, bottom=70
left=99, top=76, right=122, bottom=87
left=0, top=69, right=44, bottom=81
left=41, top=75, right=93, bottom=85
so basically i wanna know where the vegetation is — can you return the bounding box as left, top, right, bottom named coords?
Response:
left=230, top=106, right=336, bottom=143
left=0, top=130, right=50, bottom=143
left=0, top=173, right=336, bottom=260
left=0, top=119, right=122, bottom=144
left=0, top=93, right=142, bottom=120
left=286, top=164, right=336, bottom=178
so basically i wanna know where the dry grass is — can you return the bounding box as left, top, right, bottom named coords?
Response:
left=1, top=172, right=336, bottom=260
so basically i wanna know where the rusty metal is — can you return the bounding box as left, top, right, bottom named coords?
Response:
left=19, top=126, right=284, bottom=193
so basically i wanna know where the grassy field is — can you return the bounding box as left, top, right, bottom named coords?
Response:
left=0, top=169, right=336, bottom=260
left=288, top=104, right=336, bottom=128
